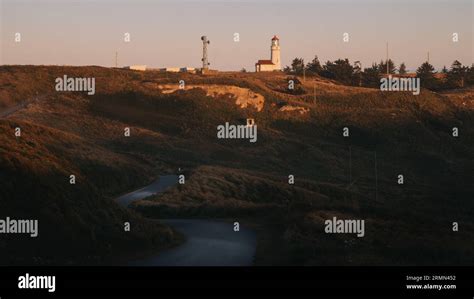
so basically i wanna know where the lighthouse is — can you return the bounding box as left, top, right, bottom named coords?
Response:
left=255, top=35, right=282, bottom=72
left=270, top=35, right=281, bottom=70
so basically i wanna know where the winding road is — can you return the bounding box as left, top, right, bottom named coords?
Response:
left=115, top=175, right=257, bottom=266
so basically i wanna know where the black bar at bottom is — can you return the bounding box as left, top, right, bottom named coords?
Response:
left=0, top=267, right=472, bottom=298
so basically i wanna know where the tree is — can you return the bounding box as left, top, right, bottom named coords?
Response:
left=467, top=64, right=474, bottom=86
left=399, top=63, right=407, bottom=75
left=378, top=59, right=397, bottom=74
left=353, top=61, right=362, bottom=86
left=362, top=63, right=381, bottom=88
left=447, top=60, right=468, bottom=88
left=321, top=58, right=354, bottom=85
left=306, top=55, right=322, bottom=75
left=441, top=66, right=448, bottom=74
left=291, top=58, right=305, bottom=75
left=416, top=61, right=437, bottom=89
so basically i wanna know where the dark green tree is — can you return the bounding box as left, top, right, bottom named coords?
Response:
left=467, top=64, right=474, bottom=86
left=416, top=61, right=437, bottom=89
left=306, top=55, right=322, bottom=75
left=362, top=63, right=381, bottom=88
left=353, top=61, right=362, bottom=86
left=399, top=63, right=407, bottom=75
left=321, top=58, right=354, bottom=85
left=378, top=59, right=397, bottom=74
left=291, top=58, right=305, bottom=75
left=447, top=60, right=468, bottom=88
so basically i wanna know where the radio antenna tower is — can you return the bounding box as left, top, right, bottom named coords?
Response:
left=201, top=36, right=210, bottom=70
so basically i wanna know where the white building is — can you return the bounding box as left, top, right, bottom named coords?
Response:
left=124, top=65, right=147, bottom=71
left=154, top=67, right=197, bottom=73
left=158, top=67, right=180, bottom=72
left=255, top=35, right=281, bottom=72
left=180, top=67, right=196, bottom=73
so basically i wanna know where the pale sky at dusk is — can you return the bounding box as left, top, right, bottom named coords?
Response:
left=1, top=0, right=472, bottom=71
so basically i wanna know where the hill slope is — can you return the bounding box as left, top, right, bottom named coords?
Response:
left=1, top=65, right=473, bottom=265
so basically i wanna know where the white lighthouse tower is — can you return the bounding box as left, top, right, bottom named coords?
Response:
left=270, top=35, right=281, bottom=70
left=255, top=35, right=281, bottom=72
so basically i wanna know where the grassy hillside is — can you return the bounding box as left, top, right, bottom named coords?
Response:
left=1, top=65, right=473, bottom=265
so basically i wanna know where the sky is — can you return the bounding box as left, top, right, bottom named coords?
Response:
left=1, top=0, right=472, bottom=71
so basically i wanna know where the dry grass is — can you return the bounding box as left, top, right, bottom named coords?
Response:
left=1, top=65, right=473, bottom=265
